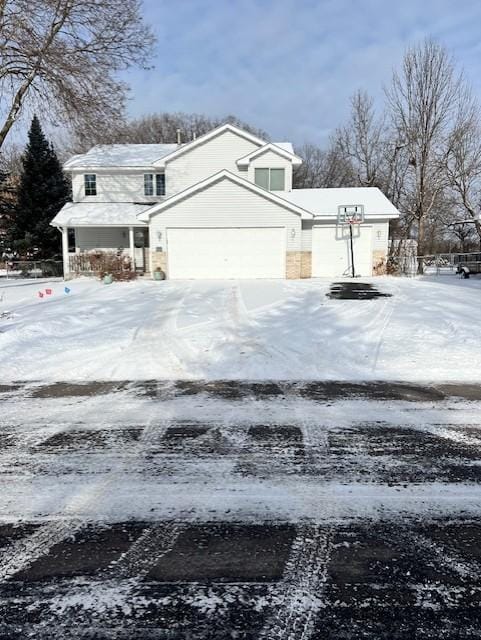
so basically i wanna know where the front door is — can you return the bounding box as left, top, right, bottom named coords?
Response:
left=134, top=228, right=148, bottom=272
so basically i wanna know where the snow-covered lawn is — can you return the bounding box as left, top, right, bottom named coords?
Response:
left=1, top=275, right=481, bottom=382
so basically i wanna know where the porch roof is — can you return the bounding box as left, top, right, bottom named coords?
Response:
left=51, top=202, right=150, bottom=227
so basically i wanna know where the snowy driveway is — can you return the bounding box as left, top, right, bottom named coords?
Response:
left=1, top=381, right=481, bottom=638
left=1, top=275, right=481, bottom=382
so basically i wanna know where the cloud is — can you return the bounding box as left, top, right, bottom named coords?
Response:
left=121, top=0, right=481, bottom=145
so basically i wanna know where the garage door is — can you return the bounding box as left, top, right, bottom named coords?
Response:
left=312, top=225, right=372, bottom=277
left=167, top=227, right=286, bottom=279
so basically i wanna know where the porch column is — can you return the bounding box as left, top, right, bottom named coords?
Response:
left=61, top=226, right=70, bottom=278
left=128, top=226, right=135, bottom=270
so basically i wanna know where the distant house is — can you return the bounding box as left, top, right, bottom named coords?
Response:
left=51, top=124, right=400, bottom=279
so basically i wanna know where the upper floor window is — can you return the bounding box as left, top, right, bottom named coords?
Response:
left=84, top=174, right=96, bottom=196
left=144, top=173, right=165, bottom=197
left=254, top=168, right=285, bottom=191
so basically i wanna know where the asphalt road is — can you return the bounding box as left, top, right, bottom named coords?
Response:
left=0, top=381, right=481, bottom=639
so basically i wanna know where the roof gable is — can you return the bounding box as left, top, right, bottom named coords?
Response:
left=236, top=143, right=302, bottom=167
left=152, top=123, right=267, bottom=167
left=137, top=170, right=313, bottom=221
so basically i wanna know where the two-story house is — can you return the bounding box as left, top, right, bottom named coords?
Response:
left=51, top=123, right=400, bottom=279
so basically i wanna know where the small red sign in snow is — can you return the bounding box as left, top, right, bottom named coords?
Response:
left=45, top=289, right=52, bottom=295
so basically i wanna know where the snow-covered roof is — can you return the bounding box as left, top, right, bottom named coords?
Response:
left=138, top=170, right=313, bottom=221
left=283, top=187, right=400, bottom=218
left=236, top=143, right=302, bottom=167
left=51, top=202, right=149, bottom=227
left=63, top=144, right=178, bottom=169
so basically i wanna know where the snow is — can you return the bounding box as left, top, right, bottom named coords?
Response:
left=63, top=144, right=178, bottom=169
left=51, top=202, right=150, bottom=227
left=283, top=186, right=400, bottom=218
left=1, top=387, right=481, bottom=523
left=63, top=142, right=295, bottom=170
left=1, top=275, right=481, bottom=382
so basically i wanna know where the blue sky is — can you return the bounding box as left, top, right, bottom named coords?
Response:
left=122, top=0, right=481, bottom=146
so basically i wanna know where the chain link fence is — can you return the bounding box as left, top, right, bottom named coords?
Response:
left=0, top=260, right=64, bottom=279
left=392, top=252, right=481, bottom=277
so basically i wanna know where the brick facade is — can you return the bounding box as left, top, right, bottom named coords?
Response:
left=300, top=251, right=312, bottom=278
left=151, top=250, right=168, bottom=275
left=286, top=251, right=301, bottom=279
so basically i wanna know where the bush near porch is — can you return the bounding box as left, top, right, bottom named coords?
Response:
left=70, top=251, right=136, bottom=281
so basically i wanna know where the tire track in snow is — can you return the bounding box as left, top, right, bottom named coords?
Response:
left=260, top=524, right=332, bottom=640
left=404, top=532, right=481, bottom=580
left=0, top=407, right=171, bottom=583
left=40, top=522, right=183, bottom=638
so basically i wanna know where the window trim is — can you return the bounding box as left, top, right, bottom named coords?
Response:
left=254, top=167, right=285, bottom=191
left=144, top=173, right=154, bottom=196
left=84, top=173, right=97, bottom=197
left=155, top=173, right=165, bottom=196
left=144, top=173, right=165, bottom=197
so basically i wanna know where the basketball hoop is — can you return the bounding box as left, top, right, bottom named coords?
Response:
left=337, top=205, right=365, bottom=278
left=337, top=205, right=364, bottom=225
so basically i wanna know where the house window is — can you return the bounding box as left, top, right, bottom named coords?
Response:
left=84, top=174, right=96, bottom=196
left=144, top=174, right=154, bottom=196
left=144, top=173, right=165, bottom=196
left=156, top=174, right=165, bottom=196
left=254, top=168, right=285, bottom=191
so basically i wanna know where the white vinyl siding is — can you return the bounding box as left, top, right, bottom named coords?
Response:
left=164, top=130, right=260, bottom=195
left=72, top=171, right=165, bottom=203
left=149, top=177, right=302, bottom=259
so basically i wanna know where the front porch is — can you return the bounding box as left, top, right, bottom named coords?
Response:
left=63, top=226, right=150, bottom=277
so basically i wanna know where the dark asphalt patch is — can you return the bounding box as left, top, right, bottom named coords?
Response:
left=247, top=424, right=303, bottom=444
left=37, top=427, right=143, bottom=451
left=327, top=281, right=393, bottom=300
left=23, top=380, right=481, bottom=402
left=299, top=381, right=445, bottom=402
left=147, top=523, right=295, bottom=583
left=3, top=520, right=481, bottom=639
left=31, top=382, right=125, bottom=398
left=13, top=523, right=145, bottom=581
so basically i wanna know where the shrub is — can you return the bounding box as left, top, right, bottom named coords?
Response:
left=70, top=251, right=137, bottom=281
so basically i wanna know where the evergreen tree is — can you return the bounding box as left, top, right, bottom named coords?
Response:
left=0, top=170, right=17, bottom=255
left=10, top=116, right=70, bottom=257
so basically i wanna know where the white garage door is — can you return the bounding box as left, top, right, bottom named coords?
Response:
left=167, top=227, right=286, bottom=279
left=312, top=225, right=372, bottom=277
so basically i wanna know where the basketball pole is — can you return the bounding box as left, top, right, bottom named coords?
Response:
left=349, top=223, right=355, bottom=277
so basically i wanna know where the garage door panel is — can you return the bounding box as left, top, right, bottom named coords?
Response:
left=312, top=225, right=372, bottom=277
left=167, top=227, right=286, bottom=279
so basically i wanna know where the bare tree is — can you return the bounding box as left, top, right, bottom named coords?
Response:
left=293, top=142, right=355, bottom=188
left=444, top=102, right=481, bottom=246
left=71, top=111, right=269, bottom=150
left=385, top=39, right=465, bottom=271
left=0, top=0, right=155, bottom=151
left=335, top=90, right=387, bottom=188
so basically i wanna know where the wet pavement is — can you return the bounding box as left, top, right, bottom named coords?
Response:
left=327, top=281, right=393, bottom=300
left=1, top=381, right=481, bottom=638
